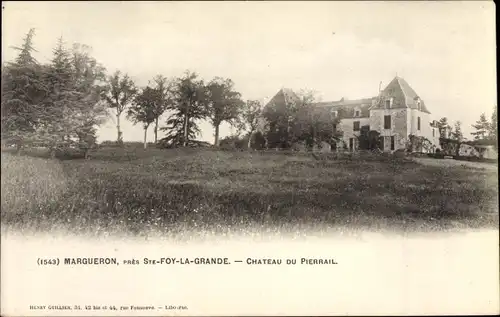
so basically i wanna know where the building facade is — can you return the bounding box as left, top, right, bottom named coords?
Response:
left=263, top=76, right=441, bottom=152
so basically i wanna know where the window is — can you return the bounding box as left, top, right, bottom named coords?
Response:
left=355, top=110, right=360, bottom=117
left=384, top=115, right=391, bottom=129
left=390, top=136, right=395, bottom=151
left=353, top=121, right=360, bottom=131
left=331, top=110, right=338, bottom=118
left=385, top=99, right=391, bottom=109
left=432, top=128, right=435, bottom=137
left=349, top=138, right=354, bottom=151
left=417, top=117, right=421, bottom=131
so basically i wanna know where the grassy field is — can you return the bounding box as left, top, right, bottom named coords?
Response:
left=1, top=147, right=498, bottom=238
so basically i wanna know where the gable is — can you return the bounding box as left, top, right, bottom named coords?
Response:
left=372, top=77, right=431, bottom=113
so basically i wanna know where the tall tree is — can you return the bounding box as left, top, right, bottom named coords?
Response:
left=151, top=75, right=174, bottom=143
left=161, top=71, right=207, bottom=147
left=104, top=71, right=137, bottom=145
left=450, top=121, right=463, bottom=142
left=489, top=106, right=497, bottom=145
left=127, top=86, right=161, bottom=149
left=205, top=77, right=244, bottom=146
left=41, top=37, right=78, bottom=155
left=1, top=28, right=49, bottom=153
left=288, top=90, right=341, bottom=150
left=241, top=100, right=264, bottom=149
left=450, top=121, right=464, bottom=156
left=471, top=113, right=491, bottom=140
left=69, top=43, right=109, bottom=158
left=13, top=28, right=38, bottom=66
left=437, top=117, right=451, bottom=138
left=262, top=89, right=302, bottom=149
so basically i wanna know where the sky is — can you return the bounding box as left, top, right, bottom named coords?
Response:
left=2, top=1, right=496, bottom=143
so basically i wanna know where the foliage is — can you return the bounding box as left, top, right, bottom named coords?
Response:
left=490, top=106, right=497, bottom=141
left=205, top=77, right=244, bottom=146
left=104, top=71, right=138, bottom=145
left=407, top=134, right=434, bottom=153
left=437, top=117, right=451, bottom=138
left=240, top=100, right=264, bottom=148
left=128, top=86, right=163, bottom=149
left=357, top=126, right=382, bottom=151
left=263, top=89, right=341, bottom=150
left=471, top=113, right=491, bottom=140
left=450, top=121, right=463, bottom=142
left=262, top=90, right=301, bottom=149
left=149, top=75, right=175, bottom=143
left=160, top=71, right=208, bottom=147
left=1, top=31, right=108, bottom=158
left=1, top=29, right=48, bottom=151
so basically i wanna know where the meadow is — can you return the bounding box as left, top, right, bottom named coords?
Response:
left=1, top=146, right=498, bottom=238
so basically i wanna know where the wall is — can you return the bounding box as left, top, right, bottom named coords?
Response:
left=339, top=117, right=370, bottom=150
left=408, top=109, right=440, bottom=151
left=369, top=108, right=408, bottom=151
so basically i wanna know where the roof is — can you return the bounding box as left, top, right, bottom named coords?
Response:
left=264, top=88, right=301, bottom=110
left=372, top=76, right=431, bottom=113
left=313, top=97, right=376, bottom=119
left=264, top=76, right=430, bottom=120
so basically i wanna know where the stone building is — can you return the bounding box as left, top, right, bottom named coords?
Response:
left=263, top=76, right=441, bottom=152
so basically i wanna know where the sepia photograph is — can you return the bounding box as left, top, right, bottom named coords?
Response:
left=1, top=1, right=498, bottom=316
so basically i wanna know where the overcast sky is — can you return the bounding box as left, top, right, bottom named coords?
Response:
left=2, top=1, right=496, bottom=143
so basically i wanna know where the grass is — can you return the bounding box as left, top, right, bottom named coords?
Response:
left=1, top=147, right=498, bottom=238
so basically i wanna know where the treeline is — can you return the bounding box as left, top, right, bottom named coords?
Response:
left=1, top=29, right=345, bottom=157
left=435, top=114, right=497, bottom=156
left=1, top=29, right=259, bottom=156
left=1, top=29, right=108, bottom=158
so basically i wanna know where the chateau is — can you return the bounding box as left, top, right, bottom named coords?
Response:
left=263, top=76, right=441, bottom=152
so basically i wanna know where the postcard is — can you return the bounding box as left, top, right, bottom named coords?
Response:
left=1, top=1, right=498, bottom=316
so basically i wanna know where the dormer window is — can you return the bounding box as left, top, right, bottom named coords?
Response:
left=414, top=96, right=422, bottom=111
left=331, top=110, right=338, bottom=118
left=385, top=98, right=392, bottom=109
left=355, top=110, right=360, bottom=117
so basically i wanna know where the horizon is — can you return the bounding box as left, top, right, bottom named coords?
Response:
left=2, top=1, right=496, bottom=143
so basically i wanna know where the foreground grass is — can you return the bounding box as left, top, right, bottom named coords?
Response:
left=1, top=148, right=498, bottom=238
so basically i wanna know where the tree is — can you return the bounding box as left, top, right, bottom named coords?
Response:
left=262, top=89, right=303, bottom=149
left=161, top=71, right=207, bottom=147
left=41, top=37, right=80, bottom=156
left=289, top=91, right=341, bottom=151
left=1, top=28, right=49, bottom=154
left=128, top=86, right=161, bottom=149
left=69, top=43, right=108, bottom=158
left=450, top=121, right=464, bottom=156
left=437, top=117, right=451, bottom=138
left=241, top=100, right=264, bottom=149
left=450, top=121, right=463, bottom=142
left=104, top=71, right=137, bottom=145
left=407, top=134, right=434, bottom=153
left=2, top=32, right=108, bottom=159
left=471, top=113, right=490, bottom=140
left=205, top=77, right=244, bottom=146
left=13, top=28, right=39, bottom=66
left=150, top=75, right=174, bottom=143
left=489, top=106, right=497, bottom=147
